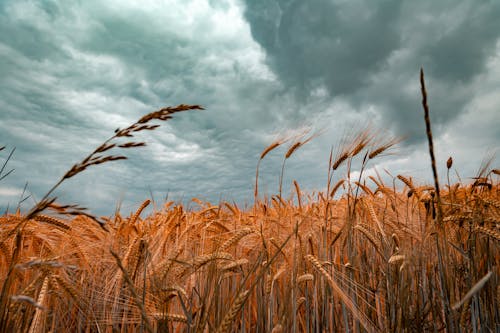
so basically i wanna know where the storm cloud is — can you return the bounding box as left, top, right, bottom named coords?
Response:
left=242, top=0, right=500, bottom=137
left=0, top=0, right=498, bottom=216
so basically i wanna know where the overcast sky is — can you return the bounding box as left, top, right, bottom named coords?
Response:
left=1, top=0, right=499, bottom=216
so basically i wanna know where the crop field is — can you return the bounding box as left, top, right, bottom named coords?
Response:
left=0, top=72, right=498, bottom=332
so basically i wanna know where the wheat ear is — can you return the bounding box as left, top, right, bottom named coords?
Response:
left=130, top=199, right=151, bottom=224
left=219, top=228, right=254, bottom=252
left=28, top=277, right=49, bottom=333
left=152, top=313, right=188, bottom=323
left=216, top=289, right=250, bottom=333
left=474, top=226, right=500, bottom=241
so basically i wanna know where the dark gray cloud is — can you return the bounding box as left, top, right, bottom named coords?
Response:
left=242, top=0, right=500, bottom=138
left=244, top=0, right=401, bottom=94
left=0, top=0, right=498, bottom=217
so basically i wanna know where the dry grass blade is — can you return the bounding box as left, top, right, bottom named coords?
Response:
left=16, top=259, right=65, bottom=270
left=0, top=147, right=15, bottom=182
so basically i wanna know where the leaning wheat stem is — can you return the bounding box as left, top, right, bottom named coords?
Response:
left=306, top=255, right=378, bottom=333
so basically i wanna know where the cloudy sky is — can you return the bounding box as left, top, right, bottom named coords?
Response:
left=1, top=0, right=499, bottom=216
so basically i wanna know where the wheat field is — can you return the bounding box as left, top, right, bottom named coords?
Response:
left=0, top=72, right=498, bottom=332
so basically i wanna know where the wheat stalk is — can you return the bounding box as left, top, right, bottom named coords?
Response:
left=130, top=200, right=151, bottom=224
left=452, top=271, right=493, bottom=310
left=306, top=254, right=379, bottom=333
left=354, top=224, right=385, bottom=260
left=26, top=104, right=203, bottom=222
left=28, top=277, right=49, bottom=333
left=366, top=201, right=389, bottom=246
left=216, top=289, right=250, bottom=333
left=110, top=249, right=154, bottom=333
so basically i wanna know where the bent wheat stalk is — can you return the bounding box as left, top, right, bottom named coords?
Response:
left=26, top=104, right=203, bottom=222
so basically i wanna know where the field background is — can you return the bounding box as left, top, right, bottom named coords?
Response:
left=1, top=101, right=499, bottom=332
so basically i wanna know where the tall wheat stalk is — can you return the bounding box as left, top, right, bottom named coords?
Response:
left=420, top=69, right=456, bottom=331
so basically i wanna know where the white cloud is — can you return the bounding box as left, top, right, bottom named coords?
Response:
left=0, top=187, right=23, bottom=198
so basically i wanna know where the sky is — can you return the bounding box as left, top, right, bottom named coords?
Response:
left=1, top=0, right=499, bottom=217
